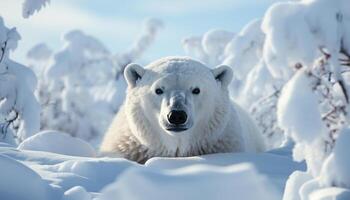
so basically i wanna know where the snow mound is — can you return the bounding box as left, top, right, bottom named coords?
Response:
left=0, top=144, right=304, bottom=199
left=320, top=128, right=350, bottom=188
left=146, top=148, right=304, bottom=194
left=99, top=163, right=279, bottom=200
left=332, top=128, right=350, bottom=188
left=62, top=186, right=92, bottom=200
left=309, top=187, right=350, bottom=200
left=52, top=158, right=136, bottom=192
left=0, top=154, right=49, bottom=200
left=18, top=130, right=96, bottom=157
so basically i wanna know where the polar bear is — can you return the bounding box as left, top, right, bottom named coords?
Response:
left=100, top=57, right=266, bottom=163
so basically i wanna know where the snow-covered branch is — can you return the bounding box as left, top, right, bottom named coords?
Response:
left=115, top=18, right=163, bottom=78
left=182, top=29, right=234, bottom=67
left=0, top=17, right=40, bottom=144
left=22, top=0, right=50, bottom=18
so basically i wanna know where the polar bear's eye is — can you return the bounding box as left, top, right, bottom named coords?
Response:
left=192, top=88, right=200, bottom=95
left=155, top=88, right=164, bottom=95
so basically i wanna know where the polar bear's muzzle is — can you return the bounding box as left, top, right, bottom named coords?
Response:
left=161, top=91, right=193, bottom=132
left=164, top=109, right=191, bottom=132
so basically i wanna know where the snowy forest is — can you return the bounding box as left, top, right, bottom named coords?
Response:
left=0, top=0, right=350, bottom=199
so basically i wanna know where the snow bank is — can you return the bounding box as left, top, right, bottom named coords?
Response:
left=309, top=187, right=350, bottom=200
left=99, top=163, right=279, bottom=200
left=18, top=130, right=96, bottom=157
left=62, top=186, right=92, bottom=200
left=0, top=154, right=49, bottom=200
left=320, top=128, right=350, bottom=189
left=283, top=171, right=313, bottom=200
left=145, top=148, right=304, bottom=194
left=0, top=145, right=303, bottom=200
left=0, top=145, right=137, bottom=199
left=331, top=128, right=350, bottom=188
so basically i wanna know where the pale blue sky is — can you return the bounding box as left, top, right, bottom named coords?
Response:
left=0, top=0, right=279, bottom=64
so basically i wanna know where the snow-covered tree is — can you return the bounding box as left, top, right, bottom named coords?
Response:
left=28, top=18, right=163, bottom=145
left=181, top=4, right=350, bottom=196
left=22, top=0, right=50, bottom=18
left=260, top=0, right=350, bottom=199
left=0, top=17, right=40, bottom=144
left=182, top=19, right=286, bottom=148
left=182, top=29, right=234, bottom=67
left=224, top=19, right=286, bottom=147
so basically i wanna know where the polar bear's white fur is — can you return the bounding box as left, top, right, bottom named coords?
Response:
left=100, top=57, right=266, bottom=163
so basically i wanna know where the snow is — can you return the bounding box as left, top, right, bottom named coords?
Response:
left=182, top=29, right=234, bottom=67
left=277, top=69, right=326, bottom=145
left=262, top=0, right=350, bottom=81
left=22, top=0, right=50, bottom=18
left=1, top=0, right=350, bottom=200
left=0, top=143, right=303, bottom=200
left=0, top=154, right=49, bottom=200
left=320, top=128, right=350, bottom=188
left=283, top=171, right=313, bottom=200
left=224, top=19, right=265, bottom=82
left=99, top=163, right=278, bottom=200
left=309, top=187, right=350, bottom=200
left=260, top=0, right=350, bottom=199
left=0, top=17, right=40, bottom=144
left=18, top=130, right=96, bottom=157
left=62, top=186, right=92, bottom=200
left=331, top=128, right=350, bottom=188
left=24, top=18, right=163, bottom=146
left=27, top=43, right=53, bottom=61
left=116, top=18, right=163, bottom=67
left=201, top=29, right=235, bottom=67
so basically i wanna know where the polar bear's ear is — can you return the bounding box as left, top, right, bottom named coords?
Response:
left=124, top=63, right=146, bottom=87
left=212, top=65, right=233, bottom=88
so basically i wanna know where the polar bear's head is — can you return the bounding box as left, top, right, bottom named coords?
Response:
left=124, top=57, right=233, bottom=151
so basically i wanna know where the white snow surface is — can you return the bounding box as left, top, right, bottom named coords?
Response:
left=99, top=163, right=278, bottom=200
left=0, top=142, right=304, bottom=200
left=18, top=130, right=96, bottom=157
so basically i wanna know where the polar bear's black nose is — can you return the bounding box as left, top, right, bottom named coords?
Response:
left=167, top=110, right=187, bottom=125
